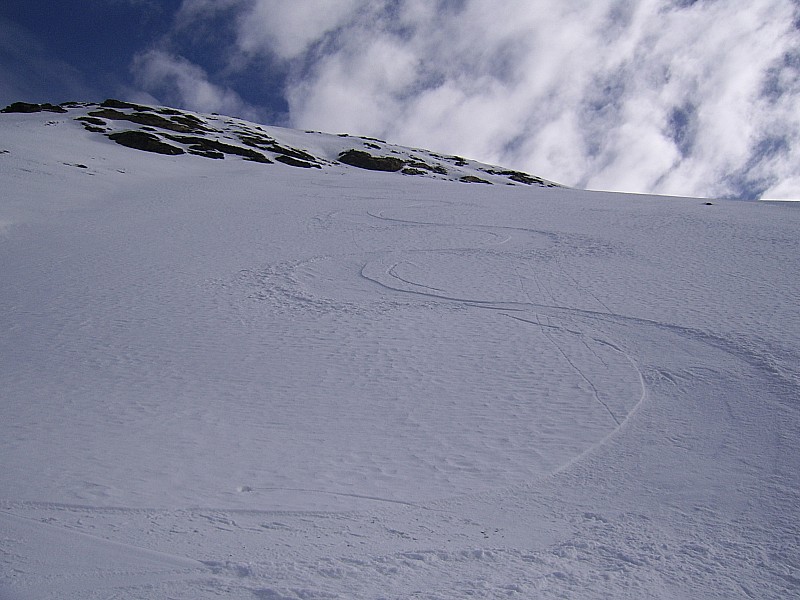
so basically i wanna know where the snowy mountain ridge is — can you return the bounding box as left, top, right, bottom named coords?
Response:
left=1, top=99, right=562, bottom=188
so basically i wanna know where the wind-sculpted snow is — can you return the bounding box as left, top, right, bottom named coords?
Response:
left=1, top=105, right=799, bottom=599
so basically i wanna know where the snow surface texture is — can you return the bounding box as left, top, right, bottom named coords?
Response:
left=1, top=103, right=798, bottom=599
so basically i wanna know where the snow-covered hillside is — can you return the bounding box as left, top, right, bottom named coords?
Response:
left=0, top=100, right=562, bottom=187
left=1, top=102, right=798, bottom=599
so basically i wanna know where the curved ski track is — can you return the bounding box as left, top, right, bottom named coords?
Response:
left=3, top=200, right=798, bottom=600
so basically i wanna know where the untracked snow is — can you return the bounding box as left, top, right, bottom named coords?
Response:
left=1, top=104, right=798, bottom=599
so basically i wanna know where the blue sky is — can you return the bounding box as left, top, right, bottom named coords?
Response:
left=0, top=1, right=288, bottom=120
left=1, top=2, right=178, bottom=102
left=2, top=1, right=800, bottom=200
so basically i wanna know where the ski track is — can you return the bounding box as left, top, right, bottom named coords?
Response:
left=2, top=152, right=799, bottom=598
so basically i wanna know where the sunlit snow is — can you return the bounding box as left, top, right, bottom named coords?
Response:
left=1, top=104, right=798, bottom=599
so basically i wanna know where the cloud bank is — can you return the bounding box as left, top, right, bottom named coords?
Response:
left=138, top=0, right=800, bottom=199
left=132, top=49, right=261, bottom=121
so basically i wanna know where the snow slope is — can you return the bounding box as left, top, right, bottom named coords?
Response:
left=1, top=103, right=798, bottom=599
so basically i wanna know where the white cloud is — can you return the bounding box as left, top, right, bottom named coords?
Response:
left=132, top=49, right=261, bottom=121
left=237, top=0, right=362, bottom=60
left=165, top=0, right=800, bottom=198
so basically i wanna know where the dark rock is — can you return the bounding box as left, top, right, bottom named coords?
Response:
left=484, top=168, right=546, bottom=186
left=170, top=113, right=209, bottom=132
left=189, top=149, right=225, bottom=159
left=236, top=133, right=275, bottom=148
left=338, top=149, right=405, bottom=172
left=402, top=168, right=426, bottom=176
left=268, top=143, right=317, bottom=163
left=165, top=135, right=272, bottom=163
left=108, top=130, right=185, bottom=155
left=275, top=155, right=321, bottom=168
left=101, top=98, right=151, bottom=111
left=507, top=172, right=543, bottom=185
left=459, top=175, right=492, bottom=184
left=75, top=116, right=107, bottom=126
left=406, top=159, right=447, bottom=175
left=1, top=102, right=67, bottom=114
left=164, top=135, right=212, bottom=146
left=89, top=109, right=203, bottom=133
left=41, top=103, right=70, bottom=113
left=240, top=151, right=274, bottom=164
left=359, top=135, right=387, bottom=143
